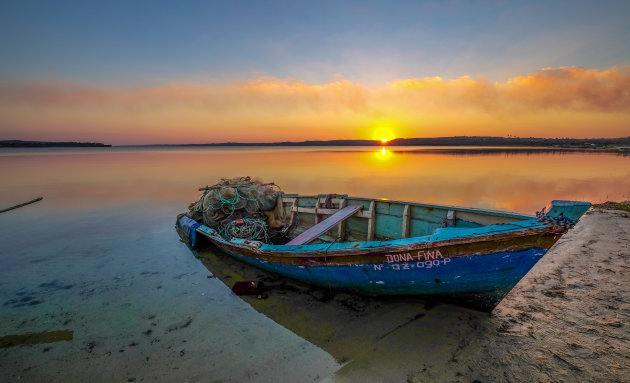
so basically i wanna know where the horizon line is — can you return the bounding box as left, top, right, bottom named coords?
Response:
left=3, top=136, right=629, bottom=148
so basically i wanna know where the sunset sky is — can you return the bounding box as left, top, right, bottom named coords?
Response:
left=1, top=0, right=629, bottom=144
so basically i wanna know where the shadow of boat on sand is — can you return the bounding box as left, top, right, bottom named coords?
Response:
left=192, top=246, right=489, bottom=366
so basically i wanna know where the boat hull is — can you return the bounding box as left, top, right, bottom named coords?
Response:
left=179, top=221, right=561, bottom=311
left=176, top=199, right=589, bottom=311
left=222, top=245, right=547, bottom=309
left=225, top=246, right=545, bottom=294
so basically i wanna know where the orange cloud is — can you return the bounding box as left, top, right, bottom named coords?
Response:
left=0, top=78, right=369, bottom=112
left=502, top=66, right=630, bottom=112
left=2, top=67, right=629, bottom=113
left=387, top=66, right=630, bottom=113
left=0, top=66, right=629, bottom=144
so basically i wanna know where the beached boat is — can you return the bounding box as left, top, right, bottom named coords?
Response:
left=176, top=195, right=589, bottom=311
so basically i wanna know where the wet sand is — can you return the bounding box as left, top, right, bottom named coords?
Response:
left=1, top=208, right=628, bottom=382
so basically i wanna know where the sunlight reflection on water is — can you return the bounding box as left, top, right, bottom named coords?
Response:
left=1, top=146, right=627, bottom=213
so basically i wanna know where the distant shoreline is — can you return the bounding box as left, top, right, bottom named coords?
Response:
left=0, top=140, right=111, bottom=148
left=2, top=136, right=629, bottom=149
left=126, top=136, right=630, bottom=148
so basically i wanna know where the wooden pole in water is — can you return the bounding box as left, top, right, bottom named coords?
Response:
left=0, top=197, right=43, bottom=214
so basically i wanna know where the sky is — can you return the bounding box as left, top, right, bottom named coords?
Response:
left=0, top=0, right=629, bottom=144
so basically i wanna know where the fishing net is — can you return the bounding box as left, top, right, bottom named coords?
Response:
left=186, top=177, right=289, bottom=242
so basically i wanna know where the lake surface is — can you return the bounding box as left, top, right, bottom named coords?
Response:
left=1, top=146, right=629, bottom=382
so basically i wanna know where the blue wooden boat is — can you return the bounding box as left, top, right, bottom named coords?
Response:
left=176, top=195, right=590, bottom=311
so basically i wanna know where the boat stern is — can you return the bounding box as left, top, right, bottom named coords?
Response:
left=176, top=215, right=201, bottom=248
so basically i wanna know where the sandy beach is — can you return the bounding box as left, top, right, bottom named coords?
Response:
left=1, top=206, right=628, bottom=382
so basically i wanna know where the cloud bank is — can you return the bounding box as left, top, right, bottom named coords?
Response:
left=1, top=66, right=629, bottom=144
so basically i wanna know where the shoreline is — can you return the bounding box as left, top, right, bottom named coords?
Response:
left=3, top=135, right=629, bottom=150
left=2, top=145, right=629, bottom=156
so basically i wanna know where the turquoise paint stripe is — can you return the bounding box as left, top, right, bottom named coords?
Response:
left=256, top=219, right=545, bottom=253
left=194, top=218, right=545, bottom=254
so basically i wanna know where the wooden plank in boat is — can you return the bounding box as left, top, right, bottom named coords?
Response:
left=286, top=205, right=363, bottom=246
left=289, top=198, right=298, bottom=227
left=282, top=197, right=346, bottom=205
left=291, top=206, right=372, bottom=218
left=366, top=201, right=376, bottom=241
left=337, top=198, right=348, bottom=241
left=401, top=205, right=410, bottom=239
left=315, top=198, right=321, bottom=224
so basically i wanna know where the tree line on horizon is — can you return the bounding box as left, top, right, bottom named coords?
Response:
left=1, top=136, right=629, bottom=148
left=159, top=136, right=630, bottom=147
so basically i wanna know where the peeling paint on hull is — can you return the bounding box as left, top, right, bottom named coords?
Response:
left=221, top=247, right=546, bottom=310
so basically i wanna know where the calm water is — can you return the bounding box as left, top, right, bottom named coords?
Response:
left=0, top=147, right=629, bottom=381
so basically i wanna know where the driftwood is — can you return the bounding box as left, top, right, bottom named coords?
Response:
left=0, top=197, right=43, bottom=214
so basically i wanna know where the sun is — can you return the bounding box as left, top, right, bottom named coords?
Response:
left=364, top=120, right=400, bottom=142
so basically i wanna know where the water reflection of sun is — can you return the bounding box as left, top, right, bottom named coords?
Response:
left=375, top=147, right=392, bottom=160
left=355, top=146, right=404, bottom=170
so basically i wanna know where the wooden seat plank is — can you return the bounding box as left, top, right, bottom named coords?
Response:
left=286, top=205, right=363, bottom=246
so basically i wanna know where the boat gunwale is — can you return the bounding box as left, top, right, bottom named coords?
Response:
left=196, top=219, right=560, bottom=260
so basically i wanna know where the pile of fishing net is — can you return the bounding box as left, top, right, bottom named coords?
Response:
left=185, top=177, right=289, bottom=243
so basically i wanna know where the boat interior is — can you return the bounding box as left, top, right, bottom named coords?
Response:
left=281, top=194, right=533, bottom=245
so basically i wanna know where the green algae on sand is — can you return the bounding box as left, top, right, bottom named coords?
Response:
left=0, top=330, right=73, bottom=348
left=592, top=201, right=630, bottom=212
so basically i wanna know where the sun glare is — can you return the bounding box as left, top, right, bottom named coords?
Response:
left=364, top=120, right=400, bottom=143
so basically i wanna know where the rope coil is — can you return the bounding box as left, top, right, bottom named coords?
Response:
left=221, top=218, right=269, bottom=242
